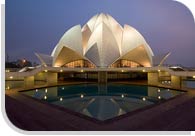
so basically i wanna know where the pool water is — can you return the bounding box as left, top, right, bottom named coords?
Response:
left=21, top=83, right=183, bottom=121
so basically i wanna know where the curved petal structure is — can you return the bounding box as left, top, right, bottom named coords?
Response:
left=35, top=53, right=53, bottom=66
left=106, top=14, right=123, bottom=55
left=52, top=25, right=83, bottom=57
left=52, top=25, right=84, bottom=66
left=59, top=25, right=83, bottom=55
left=85, top=14, right=99, bottom=32
left=53, top=46, right=84, bottom=67
left=85, top=22, right=120, bottom=67
left=51, top=46, right=57, bottom=57
left=85, top=43, right=101, bottom=67
left=49, top=13, right=165, bottom=68
left=153, top=52, right=171, bottom=66
left=120, top=45, right=152, bottom=67
left=121, top=25, right=154, bottom=67
left=82, top=24, right=92, bottom=54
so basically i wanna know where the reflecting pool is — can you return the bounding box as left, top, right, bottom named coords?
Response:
left=21, top=83, right=183, bottom=121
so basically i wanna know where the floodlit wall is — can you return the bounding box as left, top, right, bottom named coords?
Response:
left=148, top=72, right=159, bottom=85
left=24, top=76, right=34, bottom=87
left=46, top=73, right=58, bottom=85
left=171, top=76, right=181, bottom=88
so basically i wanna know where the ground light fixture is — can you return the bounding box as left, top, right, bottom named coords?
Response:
left=44, top=96, right=47, bottom=100
left=80, top=94, right=84, bottom=98
left=60, top=97, right=63, bottom=101
left=142, top=97, right=146, bottom=101
left=121, top=94, right=125, bottom=98
left=6, top=69, right=10, bottom=72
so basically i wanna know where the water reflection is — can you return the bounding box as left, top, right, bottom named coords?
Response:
left=183, top=80, right=195, bottom=89
left=21, top=83, right=183, bottom=121
left=98, top=83, right=107, bottom=94
left=6, top=81, right=24, bottom=90
left=21, top=84, right=183, bottom=104
left=6, top=80, right=195, bottom=91
left=22, top=84, right=183, bottom=101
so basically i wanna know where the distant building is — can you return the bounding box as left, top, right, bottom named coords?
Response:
left=16, top=59, right=32, bottom=68
left=5, top=59, right=32, bottom=68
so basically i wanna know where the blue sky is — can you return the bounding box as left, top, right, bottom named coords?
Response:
left=5, top=0, right=195, bottom=67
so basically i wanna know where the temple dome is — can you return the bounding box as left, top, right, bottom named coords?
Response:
left=36, top=13, right=167, bottom=68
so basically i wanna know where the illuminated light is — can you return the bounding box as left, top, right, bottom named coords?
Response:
left=44, top=70, right=48, bottom=72
left=22, top=59, right=26, bottom=63
left=62, top=87, right=64, bottom=90
left=6, top=70, right=10, bottom=72
left=7, top=86, right=10, bottom=90
left=158, top=96, right=161, bottom=99
left=60, top=97, right=63, bottom=101
left=158, top=70, right=161, bottom=72
left=193, top=76, right=195, bottom=79
left=142, top=69, right=146, bottom=72
left=45, top=89, right=47, bottom=93
left=165, top=81, right=167, bottom=83
left=121, top=70, right=124, bottom=72
left=168, top=81, right=171, bottom=84
left=142, top=97, right=146, bottom=101
left=167, top=89, right=170, bottom=91
left=80, top=69, right=84, bottom=72
left=44, top=96, right=47, bottom=100
left=171, top=66, right=178, bottom=69
left=121, top=94, right=124, bottom=98
left=158, top=89, right=161, bottom=92
left=9, top=76, right=13, bottom=79
left=80, top=94, right=84, bottom=98
left=36, top=89, right=38, bottom=92
left=60, top=69, right=63, bottom=72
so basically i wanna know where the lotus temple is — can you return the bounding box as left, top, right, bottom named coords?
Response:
left=5, top=13, right=195, bottom=87
left=37, top=13, right=167, bottom=68
left=5, top=13, right=195, bottom=131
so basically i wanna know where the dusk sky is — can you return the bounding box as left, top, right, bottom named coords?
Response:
left=5, top=0, right=195, bottom=67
